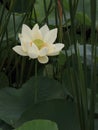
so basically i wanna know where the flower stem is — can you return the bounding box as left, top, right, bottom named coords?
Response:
left=34, top=60, right=38, bottom=103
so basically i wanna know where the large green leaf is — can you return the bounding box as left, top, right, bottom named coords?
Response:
left=15, top=120, right=58, bottom=130
left=0, top=76, right=65, bottom=126
left=16, top=99, right=80, bottom=130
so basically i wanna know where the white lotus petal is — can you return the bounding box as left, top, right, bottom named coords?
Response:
left=31, top=43, right=39, bottom=52
left=18, top=35, right=29, bottom=52
left=32, top=24, right=39, bottom=30
left=18, top=33, right=22, bottom=38
left=48, top=51, right=59, bottom=56
left=44, top=28, right=57, bottom=44
left=19, top=33, right=31, bottom=43
left=40, top=24, right=49, bottom=38
left=54, top=43, right=64, bottom=51
left=19, top=40, right=32, bottom=53
left=22, top=24, right=32, bottom=41
left=28, top=52, right=38, bottom=59
left=28, top=44, right=39, bottom=59
left=38, top=56, right=49, bottom=64
left=12, top=46, right=27, bottom=56
left=32, top=24, right=42, bottom=40
left=47, top=43, right=64, bottom=56
left=39, top=47, right=48, bottom=56
left=22, top=24, right=31, bottom=33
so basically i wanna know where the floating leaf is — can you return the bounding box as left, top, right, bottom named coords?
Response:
left=15, top=120, right=58, bottom=130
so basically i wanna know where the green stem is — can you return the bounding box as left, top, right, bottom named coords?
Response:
left=34, top=60, right=38, bottom=103
left=89, top=0, right=96, bottom=130
left=43, top=0, right=49, bottom=24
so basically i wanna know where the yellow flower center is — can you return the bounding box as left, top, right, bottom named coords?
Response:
left=33, top=39, right=46, bottom=49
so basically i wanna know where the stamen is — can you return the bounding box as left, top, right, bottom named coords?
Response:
left=33, top=39, right=46, bottom=49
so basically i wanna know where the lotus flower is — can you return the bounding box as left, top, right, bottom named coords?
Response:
left=13, top=24, right=64, bottom=64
